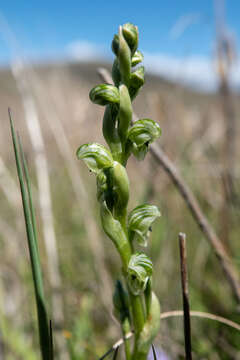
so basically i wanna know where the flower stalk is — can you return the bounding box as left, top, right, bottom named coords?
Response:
left=77, top=23, right=162, bottom=359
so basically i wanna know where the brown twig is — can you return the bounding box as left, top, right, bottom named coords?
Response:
left=97, top=67, right=240, bottom=304
left=112, top=346, right=119, bottom=360
left=151, top=344, right=157, bottom=360
left=160, top=310, right=240, bottom=332
left=179, top=233, right=192, bottom=360
left=98, top=309, right=240, bottom=359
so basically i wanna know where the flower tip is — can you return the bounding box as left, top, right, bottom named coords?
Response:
left=122, top=23, right=139, bottom=54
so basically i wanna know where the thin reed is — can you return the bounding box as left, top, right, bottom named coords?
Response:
left=9, top=109, right=53, bottom=360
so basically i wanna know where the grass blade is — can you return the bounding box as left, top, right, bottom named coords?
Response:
left=9, top=109, right=51, bottom=360
left=179, top=233, right=192, bottom=360
left=18, top=134, right=39, bottom=251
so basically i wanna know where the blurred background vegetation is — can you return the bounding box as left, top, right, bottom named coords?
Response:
left=0, top=0, right=240, bottom=359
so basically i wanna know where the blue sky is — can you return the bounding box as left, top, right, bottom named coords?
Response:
left=0, top=1, right=239, bottom=90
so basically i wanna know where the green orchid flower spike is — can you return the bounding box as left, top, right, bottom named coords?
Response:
left=77, top=22, right=162, bottom=360
left=129, top=66, right=145, bottom=100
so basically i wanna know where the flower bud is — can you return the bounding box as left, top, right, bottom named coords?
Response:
left=122, top=23, right=139, bottom=55
left=111, top=34, right=119, bottom=56
left=128, top=119, right=161, bottom=145
left=89, top=84, right=120, bottom=106
left=130, top=66, right=145, bottom=88
left=128, top=204, right=161, bottom=246
left=128, top=118, right=161, bottom=160
left=118, top=84, right=132, bottom=146
left=118, top=27, right=131, bottom=87
left=129, top=66, right=145, bottom=100
left=110, top=161, right=129, bottom=211
left=76, top=143, right=113, bottom=174
left=112, top=59, right=121, bottom=87
left=127, top=253, right=152, bottom=295
left=132, top=50, right=144, bottom=67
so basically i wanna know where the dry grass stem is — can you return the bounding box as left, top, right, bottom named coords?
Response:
left=179, top=233, right=192, bottom=360
left=104, top=310, right=240, bottom=355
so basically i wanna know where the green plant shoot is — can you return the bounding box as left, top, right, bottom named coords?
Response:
left=77, top=23, right=161, bottom=360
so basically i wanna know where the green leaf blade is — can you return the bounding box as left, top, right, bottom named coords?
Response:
left=9, top=110, right=51, bottom=360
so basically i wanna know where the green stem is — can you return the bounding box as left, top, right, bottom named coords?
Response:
left=133, top=292, right=161, bottom=360
left=130, top=293, right=146, bottom=360
left=119, top=241, right=132, bottom=271
left=118, top=212, right=146, bottom=360
left=132, top=351, right=147, bottom=360
left=118, top=210, right=146, bottom=355
left=115, top=208, right=127, bottom=233
left=129, top=292, right=145, bottom=336
left=122, top=318, right=131, bottom=360
left=115, top=208, right=131, bottom=270
left=120, top=212, right=146, bottom=359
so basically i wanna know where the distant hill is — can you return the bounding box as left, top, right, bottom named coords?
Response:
left=0, top=60, right=220, bottom=165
